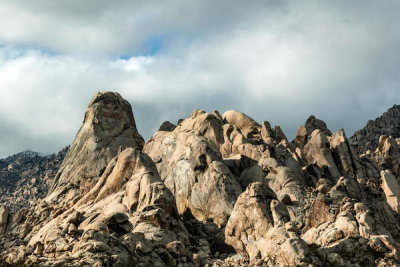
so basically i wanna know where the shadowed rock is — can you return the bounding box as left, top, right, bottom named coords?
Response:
left=305, top=115, right=332, bottom=137
left=158, top=121, right=176, bottom=132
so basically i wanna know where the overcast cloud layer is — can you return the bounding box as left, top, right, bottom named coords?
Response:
left=0, top=0, right=399, bottom=157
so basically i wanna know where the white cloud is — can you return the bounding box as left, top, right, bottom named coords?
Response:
left=0, top=0, right=283, bottom=55
left=0, top=1, right=400, bottom=157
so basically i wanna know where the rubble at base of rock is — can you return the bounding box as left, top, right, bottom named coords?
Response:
left=1, top=91, right=400, bottom=267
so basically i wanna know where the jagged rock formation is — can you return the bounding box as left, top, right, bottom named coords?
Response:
left=1, top=92, right=400, bottom=266
left=0, top=148, right=67, bottom=212
left=350, top=104, right=400, bottom=154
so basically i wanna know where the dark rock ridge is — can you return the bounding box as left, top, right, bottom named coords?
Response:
left=0, top=92, right=400, bottom=266
left=0, top=148, right=67, bottom=212
left=350, top=104, right=400, bottom=154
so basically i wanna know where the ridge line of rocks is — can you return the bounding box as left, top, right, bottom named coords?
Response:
left=0, top=92, right=399, bottom=266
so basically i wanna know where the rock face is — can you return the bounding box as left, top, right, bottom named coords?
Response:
left=0, top=148, right=67, bottom=212
left=380, top=170, right=400, bottom=212
left=350, top=104, right=400, bottom=154
left=1, top=92, right=400, bottom=266
left=0, top=207, right=8, bottom=234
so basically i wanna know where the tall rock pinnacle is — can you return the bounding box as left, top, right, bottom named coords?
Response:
left=50, top=91, right=144, bottom=194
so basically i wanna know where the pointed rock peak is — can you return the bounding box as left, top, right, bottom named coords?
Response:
left=222, top=110, right=260, bottom=138
left=50, top=91, right=144, bottom=194
left=274, top=125, right=287, bottom=143
left=261, top=121, right=275, bottom=144
left=176, top=109, right=224, bottom=146
left=337, top=128, right=346, bottom=136
left=262, top=120, right=272, bottom=131
left=158, top=121, right=176, bottom=132
left=212, top=110, right=223, bottom=120
left=85, top=91, right=141, bottom=139
left=305, top=115, right=332, bottom=137
left=190, top=109, right=206, bottom=119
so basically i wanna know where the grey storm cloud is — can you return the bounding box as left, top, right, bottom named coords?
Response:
left=0, top=0, right=400, bottom=157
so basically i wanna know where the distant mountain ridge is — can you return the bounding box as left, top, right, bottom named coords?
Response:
left=1, top=149, right=49, bottom=161
left=350, top=104, right=400, bottom=153
left=0, top=147, right=68, bottom=211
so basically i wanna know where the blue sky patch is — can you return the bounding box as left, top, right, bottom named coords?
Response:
left=142, top=35, right=165, bottom=56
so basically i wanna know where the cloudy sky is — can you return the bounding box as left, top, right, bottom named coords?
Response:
left=0, top=0, right=399, bottom=157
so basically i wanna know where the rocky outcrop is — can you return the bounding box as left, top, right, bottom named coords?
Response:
left=49, top=92, right=144, bottom=204
left=350, top=104, right=400, bottom=154
left=0, top=92, right=191, bottom=266
left=176, top=109, right=225, bottom=147
left=24, top=146, right=187, bottom=266
left=330, top=129, right=367, bottom=182
left=158, top=121, right=176, bottom=132
left=1, top=92, right=400, bottom=266
left=305, top=115, right=332, bottom=137
left=222, top=110, right=260, bottom=138
left=374, top=135, right=400, bottom=181
left=303, top=129, right=340, bottom=180
left=225, top=182, right=309, bottom=266
left=143, top=126, right=241, bottom=227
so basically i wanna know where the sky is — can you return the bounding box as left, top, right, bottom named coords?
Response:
left=0, top=0, right=400, bottom=158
